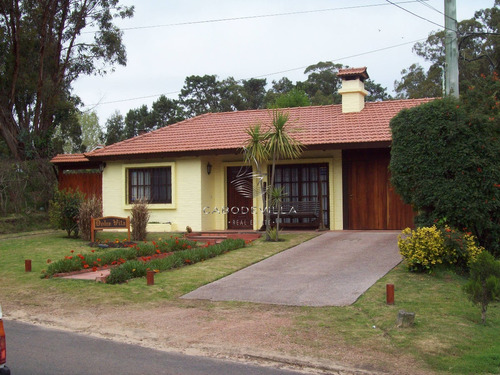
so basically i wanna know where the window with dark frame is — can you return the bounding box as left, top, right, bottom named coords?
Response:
left=128, top=167, right=172, bottom=204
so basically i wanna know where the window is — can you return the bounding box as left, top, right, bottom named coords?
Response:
left=128, top=167, right=172, bottom=204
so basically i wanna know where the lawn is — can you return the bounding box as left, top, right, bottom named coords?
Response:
left=0, top=230, right=498, bottom=374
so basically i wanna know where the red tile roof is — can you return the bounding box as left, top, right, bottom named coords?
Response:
left=51, top=153, right=90, bottom=163
left=65, top=98, right=433, bottom=161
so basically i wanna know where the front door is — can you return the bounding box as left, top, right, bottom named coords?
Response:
left=227, top=166, right=253, bottom=229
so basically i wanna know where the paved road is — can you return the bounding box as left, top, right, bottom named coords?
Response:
left=183, top=231, right=402, bottom=306
left=5, top=320, right=309, bottom=375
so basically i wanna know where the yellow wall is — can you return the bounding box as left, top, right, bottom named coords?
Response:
left=102, top=158, right=203, bottom=232
left=102, top=150, right=344, bottom=233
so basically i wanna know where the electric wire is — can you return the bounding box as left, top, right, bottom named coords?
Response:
left=384, top=0, right=453, bottom=31
left=83, top=0, right=428, bottom=34
left=82, top=38, right=426, bottom=108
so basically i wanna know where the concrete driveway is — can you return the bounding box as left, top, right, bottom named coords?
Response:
left=182, top=231, right=402, bottom=306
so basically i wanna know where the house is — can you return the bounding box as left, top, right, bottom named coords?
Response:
left=51, top=67, right=434, bottom=232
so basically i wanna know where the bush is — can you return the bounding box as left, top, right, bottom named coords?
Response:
left=398, top=225, right=483, bottom=272
left=131, top=199, right=150, bottom=241
left=390, top=98, right=500, bottom=255
left=107, top=238, right=246, bottom=284
left=78, top=196, right=102, bottom=241
left=463, top=251, right=500, bottom=323
left=49, top=189, right=84, bottom=237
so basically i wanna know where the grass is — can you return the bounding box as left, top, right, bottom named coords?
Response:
left=0, top=230, right=499, bottom=374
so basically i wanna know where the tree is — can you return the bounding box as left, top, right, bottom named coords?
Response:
left=394, top=1, right=499, bottom=98
left=265, top=110, right=303, bottom=241
left=150, top=95, right=184, bottom=127
left=394, top=63, right=442, bottom=99
left=264, top=77, right=295, bottom=107
left=179, top=75, right=226, bottom=118
left=0, top=0, right=134, bottom=160
left=270, top=88, right=311, bottom=108
left=124, top=105, right=154, bottom=138
left=242, top=124, right=270, bottom=239
left=299, top=61, right=390, bottom=105
left=104, top=111, right=125, bottom=145
left=390, top=98, right=500, bottom=255
left=79, top=111, right=103, bottom=151
left=463, top=251, right=500, bottom=323
left=299, top=61, right=344, bottom=105
left=240, top=78, right=267, bottom=110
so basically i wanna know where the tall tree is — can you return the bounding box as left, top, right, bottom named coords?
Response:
left=79, top=111, right=103, bottom=151
left=394, top=1, right=499, bottom=98
left=299, top=61, right=344, bottom=105
left=124, top=105, right=154, bottom=138
left=240, top=78, right=267, bottom=110
left=150, top=95, right=184, bottom=127
left=269, top=88, right=311, bottom=108
left=104, top=111, right=125, bottom=145
left=179, top=75, right=226, bottom=118
left=0, top=0, right=134, bottom=160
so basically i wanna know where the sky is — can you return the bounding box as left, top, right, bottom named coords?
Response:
left=72, top=0, right=495, bottom=126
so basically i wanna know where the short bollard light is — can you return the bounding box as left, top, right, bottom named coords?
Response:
left=25, top=259, right=32, bottom=272
left=386, top=283, right=395, bottom=305
left=147, top=270, right=155, bottom=286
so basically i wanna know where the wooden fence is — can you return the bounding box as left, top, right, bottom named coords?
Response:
left=58, top=172, right=102, bottom=199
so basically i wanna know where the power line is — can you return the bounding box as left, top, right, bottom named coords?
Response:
left=385, top=0, right=451, bottom=30
left=82, top=38, right=426, bottom=108
left=416, top=0, right=457, bottom=22
left=83, top=1, right=428, bottom=34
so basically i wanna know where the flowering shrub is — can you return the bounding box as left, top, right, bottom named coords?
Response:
left=398, top=226, right=483, bottom=273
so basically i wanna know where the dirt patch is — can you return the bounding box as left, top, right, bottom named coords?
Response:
left=4, top=298, right=435, bottom=375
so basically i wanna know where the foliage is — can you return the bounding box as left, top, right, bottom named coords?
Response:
left=390, top=98, right=500, bottom=255
left=270, top=88, right=311, bottom=108
left=49, top=189, right=84, bottom=237
left=52, top=111, right=103, bottom=154
left=78, top=196, right=103, bottom=241
left=398, top=226, right=483, bottom=273
left=131, top=199, right=150, bottom=241
left=0, top=158, right=56, bottom=215
left=394, top=1, right=500, bottom=98
left=463, top=251, right=500, bottom=323
left=0, top=0, right=134, bottom=160
left=107, top=238, right=246, bottom=284
left=43, top=236, right=197, bottom=277
left=104, top=111, right=126, bottom=145
left=124, top=105, right=155, bottom=139
left=102, top=61, right=391, bottom=138
left=242, top=110, right=303, bottom=241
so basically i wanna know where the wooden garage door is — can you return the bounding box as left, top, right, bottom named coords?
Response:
left=343, top=149, right=414, bottom=230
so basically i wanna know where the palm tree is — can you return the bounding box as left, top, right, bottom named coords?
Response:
left=266, top=110, right=303, bottom=241
left=242, top=110, right=303, bottom=241
left=242, top=124, right=271, bottom=239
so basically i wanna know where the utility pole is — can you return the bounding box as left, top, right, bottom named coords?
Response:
left=444, top=0, right=459, bottom=97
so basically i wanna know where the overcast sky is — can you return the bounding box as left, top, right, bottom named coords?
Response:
left=73, top=0, right=494, bottom=125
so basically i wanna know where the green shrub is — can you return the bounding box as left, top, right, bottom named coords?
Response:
left=49, top=189, right=84, bottom=237
left=78, top=196, right=102, bottom=241
left=390, top=98, right=500, bottom=255
left=463, top=251, right=500, bottom=323
left=398, top=226, right=483, bottom=272
left=131, top=199, right=150, bottom=241
left=107, top=238, right=246, bottom=284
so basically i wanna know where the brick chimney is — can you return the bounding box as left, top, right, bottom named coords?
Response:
left=338, top=67, right=369, bottom=113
